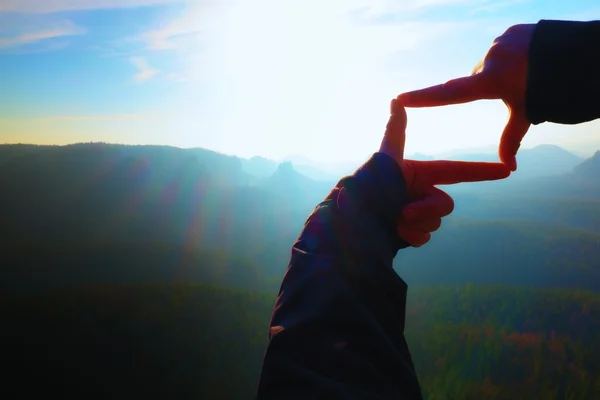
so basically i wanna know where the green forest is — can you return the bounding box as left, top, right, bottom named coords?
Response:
left=3, top=143, right=600, bottom=399
left=5, top=284, right=600, bottom=399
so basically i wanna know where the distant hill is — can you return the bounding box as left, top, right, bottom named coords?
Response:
left=291, top=163, right=341, bottom=182
left=395, top=217, right=600, bottom=291
left=282, top=155, right=357, bottom=181
left=448, top=191, right=600, bottom=233
left=261, top=161, right=331, bottom=203
left=440, top=144, right=583, bottom=179
left=515, top=144, right=584, bottom=179
left=241, top=156, right=278, bottom=179
left=407, top=152, right=435, bottom=161
left=4, top=143, right=600, bottom=400
left=3, top=142, right=600, bottom=294
left=573, top=150, right=600, bottom=183
left=242, top=144, right=584, bottom=184
left=436, top=144, right=497, bottom=158
left=446, top=146, right=600, bottom=199
left=442, top=156, right=600, bottom=234
left=0, top=143, right=284, bottom=247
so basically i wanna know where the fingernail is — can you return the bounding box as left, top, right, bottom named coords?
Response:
left=390, top=98, right=397, bottom=115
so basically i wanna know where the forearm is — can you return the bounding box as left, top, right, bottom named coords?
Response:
left=526, top=20, right=600, bottom=125
left=256, top=153, right=422, bottom=399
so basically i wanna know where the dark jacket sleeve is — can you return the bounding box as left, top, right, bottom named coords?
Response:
left=255, top=153, right=423, bottom=400
left=526, top=19, right=600, bottom=125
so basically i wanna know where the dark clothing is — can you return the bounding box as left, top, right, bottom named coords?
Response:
left=527, top=20, right=600, bottom=125
left=257, top=20, right=600, bottom=400
left=256, top=153, right=420, bottom=399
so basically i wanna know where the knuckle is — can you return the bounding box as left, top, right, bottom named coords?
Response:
left=504, top=24, right=523, bottom=35
left=416, top=234, right=432, bottom=247
left=487, top=42, right=504, bottom=59
left=412, top=240, right=424, bottom=248
left=445, top=195, right=455, bottom=215
left=448, top=198, right=455, bottom=214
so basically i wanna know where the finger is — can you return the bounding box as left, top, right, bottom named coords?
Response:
left=398, top=217, right=443, bottom=233
left=379, top=99, right=407, bottom=162
left=402, top=186, right=454, bottom=221
left=396, top=226, right=431, bottom=248
left=498, top=109, right=531, bottom=172
left=397, top=73, right=496, bottom=108
left=408, top=159, right=511, bottom=185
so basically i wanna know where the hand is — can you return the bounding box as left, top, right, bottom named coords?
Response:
left=397, top=24, right=536, bottom=172
left=380, top=99, right=510, bottom=247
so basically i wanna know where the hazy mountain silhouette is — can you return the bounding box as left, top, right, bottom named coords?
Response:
left=3, top=142, right=600, bottom=400
left=573, top=150, right=600, bottom=183
left=407, top=152, right=436, bottom=161
left=440, top=144, right=583, bottom=179
left=262, top=161, right=330, bottom=201
left=2, top=142, right=600, bottom=294
left=241, top=156, right=278, bottom=179
left=436, top=144, right=498, bottom=158
left=258, top=145, right=584, bottom=183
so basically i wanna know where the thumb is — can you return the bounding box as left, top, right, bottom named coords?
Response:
left=379, top=98, right=407, bottom=164
left=499, top=108, right=531, bottom=171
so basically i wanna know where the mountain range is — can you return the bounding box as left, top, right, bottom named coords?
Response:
left=3, top=141, right=600, bottom=399
left=2, top=142, right=600, bottom=295
left=244, top=144, right=586, bottom=182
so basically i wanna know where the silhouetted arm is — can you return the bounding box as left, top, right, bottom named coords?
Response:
left=527, top=20, right=600, bottom=125
left=256, top=153, right=423, bottom=400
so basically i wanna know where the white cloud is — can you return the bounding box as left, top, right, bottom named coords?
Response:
left=138, top=0, right=489, bottom=51
left=469, top=0, right=531, bottom=15
left=141, top=26, right=202, bottom=51
left=130, top=57, right=159, bottom=81
left=39, top=113, right=159, bottom=123
left=135, top=1, right=221, bottom=51
left=0, top=0, right=184, bottom=14
left=137, top=0, right=474, bottom=84
left=166, top=72, right=188, bottom=82
left=0, top=20, right=84, bottom=49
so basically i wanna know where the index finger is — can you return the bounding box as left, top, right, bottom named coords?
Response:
left=411, top=160, right=510, bottom=185
left=397, top=73, right=496, bottom=108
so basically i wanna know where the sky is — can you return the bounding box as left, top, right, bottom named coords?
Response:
left=1, top=0, right=600, bottom=164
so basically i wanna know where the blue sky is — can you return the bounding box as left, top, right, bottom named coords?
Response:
left=1, top=0, right=599, bottom=163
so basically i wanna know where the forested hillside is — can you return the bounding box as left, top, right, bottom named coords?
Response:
left=2, top=143, right=600, bottom=398
left=3, top=284, right=600, bottom=399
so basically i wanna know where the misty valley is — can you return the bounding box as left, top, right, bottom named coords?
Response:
left=3, top=143, right=600, bottom=399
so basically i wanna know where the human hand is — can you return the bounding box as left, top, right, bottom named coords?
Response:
left=397, top=24, right=536, bottom=172
left=380, top=99, right=511, bottom=247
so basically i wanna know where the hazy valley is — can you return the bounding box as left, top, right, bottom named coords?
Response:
left=3, top=142, right=600, bottom=399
